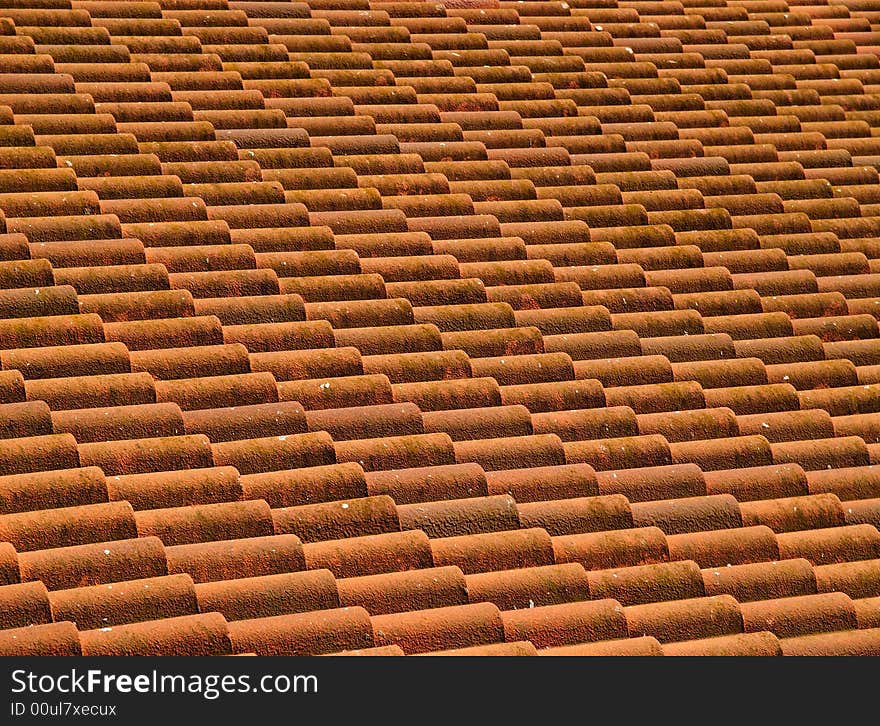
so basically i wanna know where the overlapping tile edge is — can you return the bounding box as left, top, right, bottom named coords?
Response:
left=1, top=0, right=880, bottom=656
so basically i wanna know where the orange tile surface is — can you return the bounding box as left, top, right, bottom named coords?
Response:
left=2, top=0, right=880, bottom=656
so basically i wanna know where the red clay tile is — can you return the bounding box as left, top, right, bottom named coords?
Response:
left=81, top=612, right=232, bottom=656
left=778, top=524, right=880, bottom=565
left=0, top=621, right=81, bottom=656
left=663, top=631, right=781, bottom=656
left=741, top=592, right=858, bottom=638
left=667, top=525, right=780, bottom=567
left=372, top=602, right=503, bottom=654
left=304, top=530, right=432, bottom=578
left=2, top=0, right=880, bottom=657
left=338, top=566, right=467, bottom=615
left=502, top=599, right=628, bottom=648
left=702, top=558, right=818, bottom=602
left=780, top=628, right=880, bottom=656
left=195, top=570, right=339, bottom=621
left=49, top=574, right=198, bottom=630
left=0, top=580, right=52, bottom=630
left=19, top=537, right=168, bottom=591
left=167, top=534, right=305, bottom=584
left=624, top=594, right=743, bottom=643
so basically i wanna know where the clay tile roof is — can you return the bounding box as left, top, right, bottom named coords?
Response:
left=2, top=0, right=880, bottom=658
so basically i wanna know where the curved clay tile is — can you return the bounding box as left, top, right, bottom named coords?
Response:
left=465, top=561, right=590, bottom=610
left=338, top=566, right=467, bottom=615
left=0, top=368, right=24, bottom=404
left=596, top=463, right=706, bottom=503
left=777, top=524, right=880, bottom=565
left=79, top=433, right=214, bottom=476
left=49, top=573, right=198, bottom=631
left=223, top=320, right=334, bottom=353
left=195, top=569, right=339, bottom=623
left=666, top=525, right=780, bottom=568
left=106, top=315, right=224, bottom=351
left=780, top=628, right=880, bottom=656
left=52, top=402, right=186, bottom=443
left=550, top=523, right=669, bottom=571
left=161, top=525, right=297, bottom=583
left=81, top=289, right=196, bottom=323
left=670, top=434, right=774, bottom=470
left=335, top=431, right=454, bottom=471
left=705, top=463, right=809, bottom=502
left=704, top=383, right=798, bottom=415
left=392, top=377, right=500, bottom=412
left=412, top=301, right=515, bottom=333
left=0, top=500, right=137, bottom=552
left=0, top=540, right=18, bottom=585
left=502, top=599, right=628, bottom=649
left=130, top=344, right=250, bottom=381
left=441, top=326, right=544, bottom=358
left=0, top=433, right=80, bottom=477
left=500, top=379, right=606, bottom=413
left=702, top=558, right=818, bottom=603
left=741, top=592, right=858, bottom=639
left=211, top=431, right=335, bottom=475
left=0, top=400, right=52, bottom=439
left=18, top=537, right=168, bottom=591
left=575, top=355, right=673, bottom=389
left=136, top=500, right=275, bottom=546
left=663, top=631, right=781, bottom=656
left=424, top=404, right=532, bottom=440
left=303, top=530, right=433, bottom=579
left=741, top=493, right=846, bottom=533
left=605, top=382, right=704, bottom=416
left=399, top=494, right=520, bottom=537
left=486, top=464, right=597, bottom=503
left=564, top=433, right=672, bottom=471
left=540, top=635, right=663, bottom=656
left=771, top=436, right=870, bottom=471
left=624, top=594, right=743, bottom=643
left=194, top=293, right=306, bottom=326
left=807, top=466, right=880, bottom=502
left=363, top=462, right=486, bottom=505
left=107, top=464, right=242, bottom=511
left=272, top=494, right=400, bottom=542
left=155, top=372, right=278, bottom=411
left=0, top=467, right=107, bottom=515
left=588, top=559, right=706, bottom=606
left=631, top=493, right=743, bottom=535
left=371, top=602, right=503, bottom=654
left=0, top=621, right=81, bottom=656
left=0, top=580, right=51, bottom=629
left=81, top=612, right=232, bottom=656
left=327, top=322, right=438, bottom=358
left=535, top=406, right=637, bottom=447
left=813, top=558, right=880, bottom=601
left=454, top=432, right=566, bottom=470
left=170, top=266, right=281, bottom=299
left=185, top=401, right=308, bottom=442
left=312, top=298, right=416, bottom=329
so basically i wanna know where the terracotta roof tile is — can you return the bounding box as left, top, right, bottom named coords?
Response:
left=49, top=573, right=198, bottom=630
left=703, top=557, right=818, bottom=602
left=624, top=594, right=743, bottom=642
left=662, top=630, right=781, bottom=655
left=0, top=580, right=52, bottom=630
left=338, top=566, right=467, bottom=615
left=0, top=621, right=81, bottom=656
left=3, top=0, right=880, bottom=656
left=195, top=569, right=339, bottom=621
left=19, top=536, right=168, bottom=591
